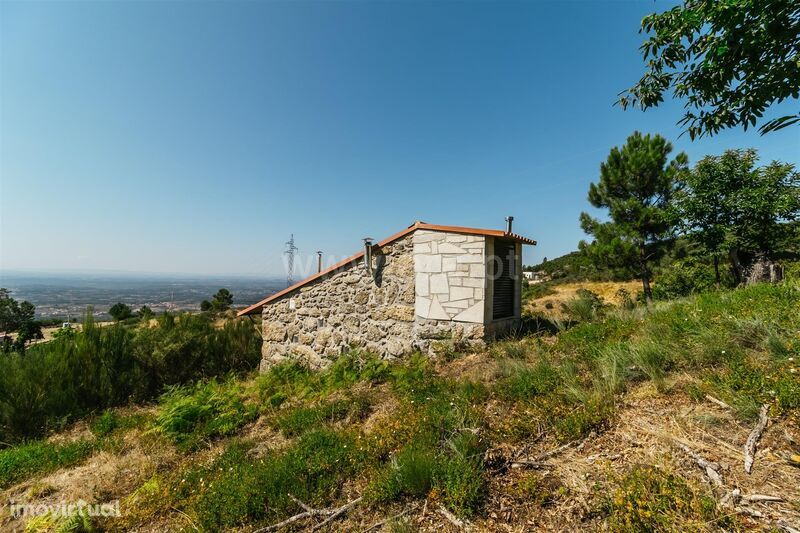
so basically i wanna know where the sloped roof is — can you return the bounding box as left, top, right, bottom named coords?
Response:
left=238, top=221, right=536, bottom=316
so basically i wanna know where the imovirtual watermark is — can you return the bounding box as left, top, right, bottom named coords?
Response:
left=8, top=499, right=120, bottom=519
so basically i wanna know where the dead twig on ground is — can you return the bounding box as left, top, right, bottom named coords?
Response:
left=361, top=507, right=411, bottom=533
left=777, top=519, right=800, bottom=533
left=720, top=488, right=740, bottom=508
left=511, top=435, right=592, bottom=469
left=744, top=404, right=770, bottom=474
left=706, top=395, right=732, bottom=410
left=311, top=497, right=363, bottom=531
left=743, top=494, right=783, bottom=503
left=438, top=505, right=470, bottom=530
left=735, top=506, right=764, bottom=518
left=171, top=507, right=200, bottom=532
left=676, top=442, right=724, bottom=487
left=288, top=494, right=315, bottom=513
left=255, top=495, right=363, bottom=532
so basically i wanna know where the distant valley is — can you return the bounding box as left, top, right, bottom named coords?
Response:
left=0, top=272, right=286, bottom=319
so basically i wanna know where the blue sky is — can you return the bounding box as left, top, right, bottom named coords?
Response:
left=1, top=1, right=798, bottom=277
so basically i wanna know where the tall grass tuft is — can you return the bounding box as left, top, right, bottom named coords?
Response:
left=154, top=378, right=258, bottom=449
left=561, top=289, right=605, bottom=322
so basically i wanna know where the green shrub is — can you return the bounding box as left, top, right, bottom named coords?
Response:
left=561, top=289, right=605, bottom=322
left=496, top=359, right=560, bottom=401
left=324, top=352, right=390, bottom=389
left=615, top=288, right=636, bottom=310
left=274, top=395, right=372, bottom=437
left=652, top=257, right=725, bottom=300
left=154, top=378, right=257, bottom=448
left=181, top=429, right=369, bottom=530
left=91, top=410, right=119, bottom=438
left=0, top=313, right=260, bottom=443
left=368, top=444, right=437, bottom=502
left=436, top=430, right=486, bottom=516
left=256, top=352, right=389, bottom=407
left=522, top=281, right=557, bottom=302
left=626, top=341, right=671, bottom=389
left=489, top=340, right=529, bottom=360
left=553, top=398, right=612, bottom=442
left=0, top=439, right=94, bottom=489
left=389, top=353, right=443, bottom=402
left=603, top=466, right=728, bottom=531
left=365, top=392, right=487, bottom=517
left=512, top=473, right=567, bottom=506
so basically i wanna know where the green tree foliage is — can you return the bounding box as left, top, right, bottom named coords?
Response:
left=651, top=256, right=721, bottom=300
left=0, top=312, right=260, bottom=442
left=580, top=132, right=688, bottom=302
left=0, top=288, right=32, bottom=332
left=137, top=305, right=154, bottom=320
left=528, top=251, right=623, bottom=282
left=212, top=288, right=233, bottom=311
left=201, top=288, right=234, bottom=314
left=0, top=289, right=43, bottom=350
left=676, top=149, right=800, bottom=284
left=14, top=320, right=44, bottom=348
left=108, top=302, right=133, bottom=322
left=619, top=0, right=800, bottom=138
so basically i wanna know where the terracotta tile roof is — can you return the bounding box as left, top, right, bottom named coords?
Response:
left=237, top=221, right=536, bottom=316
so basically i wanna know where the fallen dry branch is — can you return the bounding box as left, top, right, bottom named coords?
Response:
left=256, top=495, right=363, bottom=532
left=676, top=442, right=724, bottom=487
left=744, top=404, right=770, bottom=474
left=777, top=519, right=800, bottom=533
left=735, top=506, right=764, bottom=519
left=720, top=488, right=740, bottom=508
left=511, top=435, right=590, bottom=469
left=722, top=490, right=784, bottom=506
left=288, top=494, right=315, bottom=513
left=361, top=508, right=411, bottom=533
left=743, top=494, right=783, bottom=503
left=706, top=395, right=732, bottom=410
left=439, top=505, right=470, bottom=530
left=310, top=497, right=363, bottom=531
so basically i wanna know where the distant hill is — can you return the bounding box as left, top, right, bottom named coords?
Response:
left=525, top=250, right=628, bottom=283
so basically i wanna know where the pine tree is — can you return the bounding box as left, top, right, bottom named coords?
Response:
left=579, top=132, right=688, bottom=302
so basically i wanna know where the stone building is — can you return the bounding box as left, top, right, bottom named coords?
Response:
left=239, top=221, right=536, bottom=370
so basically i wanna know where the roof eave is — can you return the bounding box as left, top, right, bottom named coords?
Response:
left=237, top=222, right=536, bottom=316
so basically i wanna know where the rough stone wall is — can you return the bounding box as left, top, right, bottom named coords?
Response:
left=258, top=230, right=525, bottom=370
left=412, top=230, right=487, bottom=349
left=260, top=235, right=415, bottom=370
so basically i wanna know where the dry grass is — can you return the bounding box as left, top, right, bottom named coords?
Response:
left=5, top=357, right=800, bottom=532
left=526, top=280, right=642, bottom=317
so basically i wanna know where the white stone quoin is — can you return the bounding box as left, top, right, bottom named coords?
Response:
left=413, top=230, right=487, bottom=323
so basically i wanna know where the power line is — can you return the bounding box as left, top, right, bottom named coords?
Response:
left=285, top=234, right=298, bottom=287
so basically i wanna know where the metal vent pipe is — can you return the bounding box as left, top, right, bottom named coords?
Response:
left=363, top=238, right=374, bottom=274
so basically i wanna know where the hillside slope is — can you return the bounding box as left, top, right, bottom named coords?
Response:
left=2, top=282, right=800, bottom=532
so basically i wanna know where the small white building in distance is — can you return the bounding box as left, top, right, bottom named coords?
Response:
left=239, top=220, right=537, bottom=370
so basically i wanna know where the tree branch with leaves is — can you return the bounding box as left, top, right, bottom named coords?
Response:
left=619, top=0, right=800, bottom=138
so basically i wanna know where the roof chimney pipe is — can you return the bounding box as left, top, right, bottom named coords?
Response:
left=316, top=251, right=323, bottom=273
left=505, top=216, right=514, bottom=234
left=363, top=238, right=374, bottom=274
